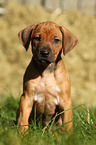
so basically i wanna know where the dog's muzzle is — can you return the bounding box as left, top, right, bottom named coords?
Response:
left=40, top=49, right=50, bottom=58
left=34, top=46, right=54, bottom=65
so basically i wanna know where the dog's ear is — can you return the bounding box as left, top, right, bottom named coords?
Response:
left=60, top=27, right=78, bottom=55
left=18, top=24, right=37, bottom=51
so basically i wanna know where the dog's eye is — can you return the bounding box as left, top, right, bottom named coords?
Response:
left=54, top=38, right=60, bottom=44
left=33, top=37, right=41, bottom=42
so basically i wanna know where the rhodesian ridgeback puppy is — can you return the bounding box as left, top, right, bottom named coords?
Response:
left=16, top=21, right=77, bottom=133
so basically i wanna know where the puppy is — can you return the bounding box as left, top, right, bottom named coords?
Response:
left=17, top=21, right=77, bottom=133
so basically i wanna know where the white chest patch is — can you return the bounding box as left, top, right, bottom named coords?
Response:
left=40, top=83, right=45, bottom=87
left=54, top=96, right=59, bottom=105
left=55, top=86, right=61, bottom=92
left=34, top=94, right=43, bottom=103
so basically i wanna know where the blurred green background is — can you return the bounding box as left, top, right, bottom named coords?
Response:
left=0, top=0, right=96, bottom=106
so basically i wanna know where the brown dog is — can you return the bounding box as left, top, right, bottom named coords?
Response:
left=17, top=21, right=77, bottom=133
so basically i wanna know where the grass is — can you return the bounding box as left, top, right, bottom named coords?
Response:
left=0, top=96, right=96, bottom=145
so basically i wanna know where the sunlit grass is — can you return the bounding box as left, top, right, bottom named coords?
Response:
left=0, top=96, right=96, bottom=145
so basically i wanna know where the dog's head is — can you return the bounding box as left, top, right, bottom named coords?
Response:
left=18, top=22, right=77, bottom=65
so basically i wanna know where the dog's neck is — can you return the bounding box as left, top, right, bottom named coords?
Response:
left=32, top=58, right=57, bottom=77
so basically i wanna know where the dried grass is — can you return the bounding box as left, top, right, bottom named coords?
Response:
left=0, top=2, right=96, bottom=106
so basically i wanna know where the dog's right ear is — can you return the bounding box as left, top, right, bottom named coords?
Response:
left=18, top=24, right=37, bottom=51
left=60, top=26, right=78, bottom=55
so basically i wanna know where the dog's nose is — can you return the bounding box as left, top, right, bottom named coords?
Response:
left=40, top=49, right=49, bottom=57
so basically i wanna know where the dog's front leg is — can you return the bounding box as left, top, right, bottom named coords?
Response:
left=17, top=93, right=33, bottom=133
left=63, top=98, right=73, bottom=133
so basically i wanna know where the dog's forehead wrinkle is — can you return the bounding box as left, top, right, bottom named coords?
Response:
left=34, top=23, right=60, bottom=38
left=42, top=28, right=60, bottom=37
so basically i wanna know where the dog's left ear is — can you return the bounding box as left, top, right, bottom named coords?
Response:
left=18, top=24, right=37, bottom=51
left=60, top=27, right=78, bottom=55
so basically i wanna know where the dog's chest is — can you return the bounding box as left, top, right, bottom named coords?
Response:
left=31, top=73, right=61, bottom=113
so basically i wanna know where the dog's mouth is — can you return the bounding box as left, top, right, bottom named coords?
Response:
left=37, top=58, right=53, bottom=65
left=33, top=48, right=55, bottom=65
left=34, top=52, right=54, bottom=65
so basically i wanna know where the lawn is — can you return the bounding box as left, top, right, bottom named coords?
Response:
left=0, top=96, right=96, bottom=145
